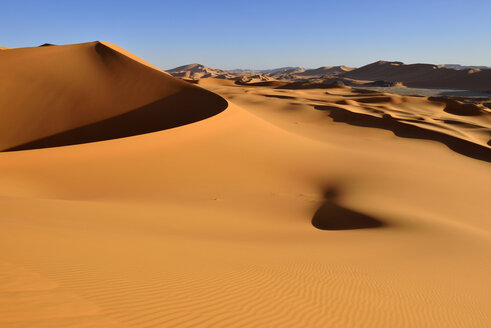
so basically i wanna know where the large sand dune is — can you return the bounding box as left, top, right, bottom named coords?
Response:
left=0, top=42, right=226, bottom=151
left=0, top=43, right=490, bottom=328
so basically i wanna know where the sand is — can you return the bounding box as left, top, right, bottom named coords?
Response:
left=166, top=64, right=356, bottom=84
left=0, top=43, right=490, bottom=328
left=168, top=61, right=491, bottom=92
left=344, top=60, right=491, bottom=92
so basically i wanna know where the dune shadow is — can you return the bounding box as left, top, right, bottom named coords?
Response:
left=6, top=88, right=228, bottom=151
left=263, top=94, right=297, bottom=100
left=277, top=82, right=344, bottom=90
left=429, top=97, right=483, bottom=116
left=355, top=96, right=393, bottom=103
left=312, top=188, right=384, bottom=230
left=351, top=88, right=380, bottom=94
left=234, top=81, right=289, bottom=88
left=315, top=105, right=491, bottom=162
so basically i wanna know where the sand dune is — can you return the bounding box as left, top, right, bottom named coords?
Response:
left=343, top=60, right=491, bottom=91
left=202, top=79, right=491, bottom=161
left=170, top=61, right=491, bottom=93
left=168, top=63, right=277, bottom=83
left=1, top=43, right=490, bottom=328
left=168, top=64, right=356, bottom=84
left=171, top=64, right=413, bottom=90
left=0, top=42, right=226, bottom=151
left=167, top=63, right=237, bottom=80
left=294, top=65, right=354, bottom=77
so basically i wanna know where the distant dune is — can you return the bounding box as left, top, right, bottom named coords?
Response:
left=0, top=42, right=490, bottom=328
left=167, top=63, right=236, bottom=80
left=441, top=64, right=490, bottom=70
left=168, top=63, right=275, bottom=82
left=296, top=65, right=354, bottom=77
left=168, top=64, right=355, bottom=83
left=169, top=61, right=491, bottom=93
left=343, top=60, right=491, bottom=91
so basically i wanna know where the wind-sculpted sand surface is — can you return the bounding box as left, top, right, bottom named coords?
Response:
left=0, top=44, right=490, bottom=328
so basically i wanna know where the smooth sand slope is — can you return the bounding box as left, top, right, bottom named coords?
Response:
left=0, top=44, right=490, bottom=328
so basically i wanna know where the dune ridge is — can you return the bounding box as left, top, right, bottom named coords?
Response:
left=343, top=60, right=491, bottom=91
left=170, top=61, right=491, bottom=94
left=0, top=41, right=227, bottom=151
left=167, top=63, right=356, bottom=84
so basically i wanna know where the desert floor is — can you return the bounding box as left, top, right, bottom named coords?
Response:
left=0, top=43, right=490, bottom=328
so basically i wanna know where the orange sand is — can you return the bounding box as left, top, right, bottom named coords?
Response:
left=0, top=42, right=490, bottom=328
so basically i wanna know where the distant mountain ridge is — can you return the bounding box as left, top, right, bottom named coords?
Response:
left=440, top=64, right=490, bottom=70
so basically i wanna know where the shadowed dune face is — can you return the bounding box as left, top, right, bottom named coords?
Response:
left=235, top=80, right=290, bottom=88
left=429, top=97, right=484, bottom=116
left=7, top=88, right=228, bottom=151
left=312, top=188, right=384, bottom=230
left=201, top=80, right=490, bottom=163
left=277, top=82, right=348, bottom=90
left=315, top=105, right=491, bottom=162
left=0, top=41, right=227, bottom=151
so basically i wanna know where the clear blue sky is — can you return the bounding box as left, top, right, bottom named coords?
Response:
left=1, top=0, right=490, bottom=69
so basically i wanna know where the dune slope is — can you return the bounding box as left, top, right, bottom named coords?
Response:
left=0, top=41, right=227, bottom=151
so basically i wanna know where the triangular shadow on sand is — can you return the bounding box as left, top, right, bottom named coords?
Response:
left=312, top=188, right=384, bottom=230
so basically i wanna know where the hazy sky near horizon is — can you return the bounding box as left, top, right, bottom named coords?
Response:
left=1, top=0, right=490, bottom=69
